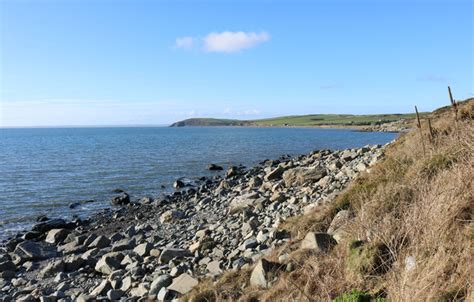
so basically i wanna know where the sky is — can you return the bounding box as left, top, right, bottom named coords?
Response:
left=0, top=0, right=473, bottom=127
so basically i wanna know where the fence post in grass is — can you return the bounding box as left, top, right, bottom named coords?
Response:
left=428, top=118, right=434, bottom=143
left=448, top=86, right=458, bottom=121
left=415, top=106, right=426, bottom=155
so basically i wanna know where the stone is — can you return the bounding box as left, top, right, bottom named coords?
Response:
left=159, top=248, right=191, bottom=264
left=264, top=165, right=285, bottom=181
left=300, top=232, right=337, bottom=252
left=110, top=193, right=130, bottom=206
left=229, top=193, right=258, bottom=212
left=250, top=258, right=280, bottom=288
left=160, top=210, right=184, bottom=223
left=130, top=283, right=149, bottom=297
left=168, top=273, right=198, bottom=295
left=240, top=238, right=258, bottom=250
left=90, top=279, right=111, bottom=296
left=327, top=210, right=351, bottom=235
left=39, top=260, right=64, bottom=278
left=88, top=235, right=111, bottom=249
left=207, top=164, right=223, bottom=171
left=45, top=229, right=69, bottom=245
left=133, top=242, right=153, bottom=257
left=76, top=294, right=94, bottom=302
left=32, top=219, right=68, bottom=234
left=149, top=274, right=172, bottom=295
left=0, top=260, right=16, bottom=272
left=206, top=260, right=223, bottom=276
left=173, top=179, right=185, bottom=189
left=107, top=289, right=124, bottom=300
left=13, top=241, right=58, bottom=263
left=120, top=276, right=132, bottom=291
left=95, top=254, right=122, bottom=275
left=282, top=167, right=327, bottom=187
left=157, top=287, right=178, bottom=301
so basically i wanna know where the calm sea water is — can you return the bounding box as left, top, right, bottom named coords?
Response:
left=0, top=127, right=397, bottom=240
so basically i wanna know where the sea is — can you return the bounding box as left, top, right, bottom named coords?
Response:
left=0, top=126, right=397, bottom=241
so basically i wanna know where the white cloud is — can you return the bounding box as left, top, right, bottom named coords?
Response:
left=174, top=36, right=194, bottom=50
left=203, top=31, right=270, bottom=53
left=173, top=31, right=270, bottom=54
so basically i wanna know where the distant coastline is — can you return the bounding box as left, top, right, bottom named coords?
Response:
left=169, top=113, right=420, bottom=132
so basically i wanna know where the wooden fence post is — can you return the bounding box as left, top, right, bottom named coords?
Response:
left=415, top=106, right=426, bottom=155
left=448, top=86, right=458, bottom=121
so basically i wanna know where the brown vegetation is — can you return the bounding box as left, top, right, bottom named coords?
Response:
left=185, top=99, right=473, bottom=302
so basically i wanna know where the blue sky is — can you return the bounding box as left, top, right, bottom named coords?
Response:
left=1, top=0, right=472, bottom=127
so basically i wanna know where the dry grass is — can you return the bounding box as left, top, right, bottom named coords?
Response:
left=185, top=99, right=474, bottom=302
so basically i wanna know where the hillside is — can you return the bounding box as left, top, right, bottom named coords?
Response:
left=170, top=113, right=419, bottom=128
left=185, top=99, right=474, bottom=301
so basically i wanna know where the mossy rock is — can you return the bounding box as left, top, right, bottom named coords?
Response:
left=333, top=290, right=386, bottom=302
left=347, top=241, right=392, bottom=275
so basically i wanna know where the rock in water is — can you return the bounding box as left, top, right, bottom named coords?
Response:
left=110, top=193, right=130, bottom=206
left=207, top=164, right=223, bottom=171
left=173, top=179, right=185, bottom=189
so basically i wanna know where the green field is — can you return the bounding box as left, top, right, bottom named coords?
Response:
left=170, top=113, right=420, bottom=127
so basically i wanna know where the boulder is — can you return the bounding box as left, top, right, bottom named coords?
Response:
left=300, top=232, right=337, bottom=252
left=282, top=167, right=327, bottom=187
left=133, top=242, right=153, bottom=257
left=13, top=241, right=58, bottom=264
left=95, top=253, right=123, bottom=275
left=90, top=279, right=111, bottom=296
left=32, top=219, right=68, bottom=234
left=327, top=210, right=352, bottom=243
left=250, top=258, right=280, bottom=288
left=159, top=248, right=191, bottom=264
left=149, top=274, right=172, bottom=295
left=264, top=165, right=285, bottom=181
left=160, top=210, right=184, bottom=223
left=45, top=229, right=69, bottom=245
left=88, top=235, right=111, bottom=249
left=167, top=273, right=198, bottom=295
left=110, top=193, right=130, bottom=206
left=229, top=193, right=258, bottom=213
left=207, top=164, right=223, bottom=171
left=173, top=180, right=185, bottom=189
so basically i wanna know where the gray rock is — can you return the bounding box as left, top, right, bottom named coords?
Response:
left=39, top=260, right=65, bottom=278
left=167, top=273, right=198, bottom=295
left=157, top=287, right=178, bottom=301
left=149, top=274, right=172, bottom=295
left=107, top=289, right=124, bottom=300
left=160, top=210, right=184, bottom=223
left=159, top=248, right=191, bottom=264
left=13, top=241, right=58, bottom=264
left=282, top=167, right=327, bottom=187
left=250, top=258, right=280, bottom=288
left=264, top=165, right=285, bottom=181
left=88, top=235, right=111, bottom=249
left=76, top=294, right=94, bottom=302
left=32, top=219, right=67, bottom=234
left=95, top=254, right=122, bottom=275
left=300, top=232, right=337, bottom=252
left=110, top=193, right=130, bottom=206
left=133, top=242, right=152, bottom=257
left=45, top=229, right=69, bottom=245
left=90, top=279, right=111, bottom=296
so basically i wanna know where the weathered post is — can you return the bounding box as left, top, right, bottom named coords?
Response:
left=415, top=106, right=426, bottom=155
left=448, top=86, right=458, bottom=121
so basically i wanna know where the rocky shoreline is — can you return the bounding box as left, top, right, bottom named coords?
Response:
left=0, top=144, right=387, bottom=302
